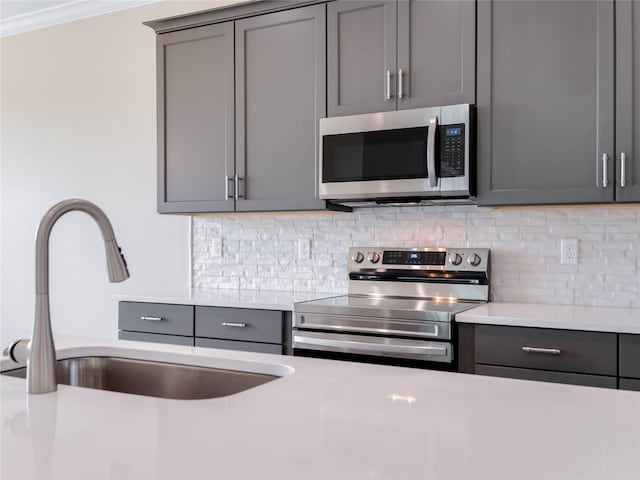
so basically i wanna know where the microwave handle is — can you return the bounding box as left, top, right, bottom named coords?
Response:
left=427, top=116, right=438, bottom=188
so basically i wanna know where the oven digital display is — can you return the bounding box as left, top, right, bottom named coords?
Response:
left=382, top=251, right=446, bottom=265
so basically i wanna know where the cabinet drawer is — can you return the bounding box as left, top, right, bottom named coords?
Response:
left=619, top=334, right=640, bottom=379
left=119, top=330, right=194, bottom=346
left=619, top=378, right=640, bottom=392
left=119, top=302, right=194, bottom=336
left=475, top=365, right=617, bottom=389
left=475, top=325, right=617, bottom=376
left=195, top=337, right=282, bottom=355
left=196, top=306, right=283, bottom=343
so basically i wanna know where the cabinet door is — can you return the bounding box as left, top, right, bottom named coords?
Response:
left=477, top=1, right=615, bottom=206
left=616, top=1, right=640, bottom=201
left=327, top=0, right=397, bottom=116
left=157, top=23, right=235, bottom=213
left=397, top=0, right=475, bottom=110
left=235, top=5, right=326, bottom=212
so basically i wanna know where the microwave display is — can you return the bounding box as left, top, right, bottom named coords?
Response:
left=322, top=127, right=428, bottom=183
left=440, top=123, right=465, bottom=178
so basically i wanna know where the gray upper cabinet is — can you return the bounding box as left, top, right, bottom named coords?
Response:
left=327, top=0, right=475, bottom=117
left=616, top=0, right=640, bottom=202
left=477, top=1, right=616, bottom=206
left=235, top=5, right=326, bottom=211
left=157, top=23, right=235, bottom=213
left=155, top=4, right=325, bottom=214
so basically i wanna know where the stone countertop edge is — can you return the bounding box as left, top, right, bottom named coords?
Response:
left=457, top=302, right=640, bottom=334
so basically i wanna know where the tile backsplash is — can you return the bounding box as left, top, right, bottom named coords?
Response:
left=192, top=205, right=640, bottom=308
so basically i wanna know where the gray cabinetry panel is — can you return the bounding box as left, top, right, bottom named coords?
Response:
left=477, top=0, right=615, bottom=206
left=196, top=306, right=284, bottom=343
left=157, top=23, right=235, bottom=213
left=119, top=302, right=194, bottom=336
left=616, top=0, right=640, bottom=201
left=327, top=0, right=396, bottom=116
left=195, top=338, right=282, bottom=354
left=619, top=378, right=640, bottom=392
left=619, top=334, right=640, bottom=378
left=235, top=5, right=326, bottom=212
left=396, top=0, right=475, bottom=110
left=475, top=365, right=617, bottom=389
left=475, top=325, right=617, bottom=376
left=119, top=331, right=194, bottom=346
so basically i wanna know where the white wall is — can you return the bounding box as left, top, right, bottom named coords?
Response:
left=0, top=0, right=247, bottom=341
left=193, top=205, right=640, bottom=308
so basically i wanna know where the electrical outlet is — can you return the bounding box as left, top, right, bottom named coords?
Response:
left=298, top=238, right=311, bottom=259
left=560, top=238, right=578, bottom=265
left=211, top=238, right=223, bottom=258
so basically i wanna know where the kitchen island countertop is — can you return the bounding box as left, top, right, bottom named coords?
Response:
left=1, top=336, right=639, bottom=480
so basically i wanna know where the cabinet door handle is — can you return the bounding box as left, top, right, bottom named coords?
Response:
left=234, top=174, right=243, bottom=200
left=385, top=70, right=392, bottom=100
left=225, top=175, right=234, bottom=199
left=620, top=152, right=627, bottom=188
left=427, top=116, right=438, bottom=188
left=602, top=153, right=609, bottom=188
left=398, top=69, right=404, bottom=99
left=522, top=346, right=561, bottom=355
left=221, top=322, right=247, bottom=328
left=140, top=316, right=163, bottom=322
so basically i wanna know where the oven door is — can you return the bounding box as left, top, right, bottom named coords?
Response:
left=293, top=330, right=453, bottom=363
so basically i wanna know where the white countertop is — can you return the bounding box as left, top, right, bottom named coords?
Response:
left=1, top=336, right=639, bottom=479
left=457, top=302, right=640, bottom=334
left=113, top=288, right=341, bottom=311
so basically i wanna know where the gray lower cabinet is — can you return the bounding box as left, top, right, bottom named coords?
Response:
left=118, top=302, right=289, bottom=354
left=327, top=0, right=475, bottom=117
left=619, top=333, right=640, bottom=391
left=154, top=4, right=325, bottom=214
left=195, top=306, right=287, bottom=354
left=118, top=302, right=194, bottom=345
left=467, top=324, right=618, bottom=389
left=477, top=0, right=615, bottom=206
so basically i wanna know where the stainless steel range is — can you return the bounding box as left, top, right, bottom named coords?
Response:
left=293, top=247, right=490, bottom=369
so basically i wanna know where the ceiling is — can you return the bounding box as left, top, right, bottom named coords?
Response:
left=0, top=0, right=159, bottom=36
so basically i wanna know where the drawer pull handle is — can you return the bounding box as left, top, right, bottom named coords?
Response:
left=140, top=316, right=163, bottom=322
left=522, top=346, right=561, bottom=355
left=221, top=322, right=247, bottom=328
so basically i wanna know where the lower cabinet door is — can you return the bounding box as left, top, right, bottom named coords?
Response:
left=195, top=337, right=282, bottom=355
left=475, top=364, right=617, bottom=389
left=619, top=378, right=640, bottom=392
left=119, top=331, right=194, bottom=346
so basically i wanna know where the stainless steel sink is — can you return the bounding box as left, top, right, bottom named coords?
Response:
left=2, top=356, right=279, bottom=399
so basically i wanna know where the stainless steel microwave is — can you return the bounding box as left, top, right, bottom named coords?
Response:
left=319, top=104, right=475, bottom=209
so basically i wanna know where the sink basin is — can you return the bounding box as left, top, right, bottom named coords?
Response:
left=1, top=356, right=280, bottom=399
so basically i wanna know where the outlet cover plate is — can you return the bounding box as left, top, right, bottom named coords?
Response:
left=561, top=238, right=578, bottom=265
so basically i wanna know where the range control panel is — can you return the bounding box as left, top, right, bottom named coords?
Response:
left=348, top=247, right=489, bottom=272
left=439, top=124, right=465, bottom=178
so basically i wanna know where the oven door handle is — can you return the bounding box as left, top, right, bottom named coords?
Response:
left=293, top=334, right=449, bottom=357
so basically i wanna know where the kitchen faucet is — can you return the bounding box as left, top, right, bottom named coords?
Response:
left=6, top=199, right=129, bottom=394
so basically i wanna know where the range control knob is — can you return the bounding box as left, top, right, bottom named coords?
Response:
left=352, top=251, right=365, bottom=264
left=467, top=253, right=482, bottom=267
left=448, top=253, right=462, bottom=266
left=368, top=252, right=381, bottom=264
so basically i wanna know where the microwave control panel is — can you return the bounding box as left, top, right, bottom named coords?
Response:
left=439, top=124, right=465, bottom=177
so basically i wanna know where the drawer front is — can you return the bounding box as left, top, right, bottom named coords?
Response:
left=119, top=330, right=194, bottom=346
left=619, top=334, right=640, bottom=379
left=119, top=302, right=194, bottom=336
left=475, top=325, right=617, bottom=376
left=195, top=337, right=282, bottom=355
left=619, top=378, right=640, bottom=392
left=476, top=365, right=617, bottom=389
left=196, top=306, right=283, bottom=343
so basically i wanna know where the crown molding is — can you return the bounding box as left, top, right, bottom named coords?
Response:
left=1, top=0, right=160, bottom=37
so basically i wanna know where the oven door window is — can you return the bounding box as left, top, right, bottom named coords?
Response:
left=322, top=126, right=428, bottom=183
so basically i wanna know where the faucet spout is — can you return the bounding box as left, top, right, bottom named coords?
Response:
left=28, top=199, right=129, bottom=394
